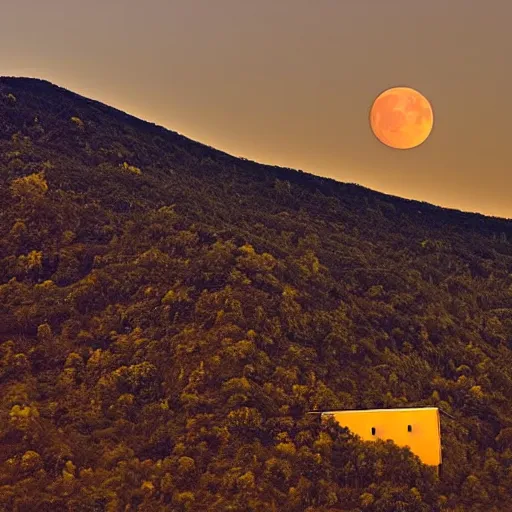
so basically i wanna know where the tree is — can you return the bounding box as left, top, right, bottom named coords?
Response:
left=9, top=172, right=48, bottom=201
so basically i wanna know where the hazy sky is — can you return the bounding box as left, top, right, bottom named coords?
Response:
left=2, top=1, right=512, bottom=218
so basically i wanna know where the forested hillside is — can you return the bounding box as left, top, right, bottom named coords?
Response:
left=2, top=77, right=512, bottom=511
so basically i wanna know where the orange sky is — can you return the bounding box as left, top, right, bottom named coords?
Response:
left=1, top=0, right=512, bottom=218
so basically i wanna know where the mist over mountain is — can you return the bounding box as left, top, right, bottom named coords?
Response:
left=1, top=77, right=512, bottom=511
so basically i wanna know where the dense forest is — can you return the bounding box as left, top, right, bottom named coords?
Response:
left=2, top=77, right=512, bottom=511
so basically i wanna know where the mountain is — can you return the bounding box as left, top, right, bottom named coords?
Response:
left=1, top=77, right=512, bottom=511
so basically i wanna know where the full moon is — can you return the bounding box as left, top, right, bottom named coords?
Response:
left=369, top=86, right=434, bottom=149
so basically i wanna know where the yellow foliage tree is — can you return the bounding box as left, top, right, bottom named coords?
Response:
left=122, top=161, right=142, bottom=174
left=70, top=116, right=84, bottom=129
left=10, top=172, right=48, bottom=201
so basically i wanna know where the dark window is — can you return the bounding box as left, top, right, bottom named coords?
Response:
left=408, top=425, right=412, bottom=432
left=371, top=427, right=376, bottom=435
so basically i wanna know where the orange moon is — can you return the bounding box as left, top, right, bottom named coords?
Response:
left=369, top=86, right=434, bottom=149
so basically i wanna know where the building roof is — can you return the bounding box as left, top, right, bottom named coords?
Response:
left=317, top=407, right=439, bottom=414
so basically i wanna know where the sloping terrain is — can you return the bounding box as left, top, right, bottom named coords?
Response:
left=1, top=77, right=512, bottom=511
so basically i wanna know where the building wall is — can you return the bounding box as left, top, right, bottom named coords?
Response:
left=322, top=408, right=441, bottom=466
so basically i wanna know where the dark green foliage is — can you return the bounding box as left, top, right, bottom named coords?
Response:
left=1, top=77, right=512, bottom=510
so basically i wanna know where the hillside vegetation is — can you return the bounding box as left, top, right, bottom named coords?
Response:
left=2, top=77, right=512, bottom=511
